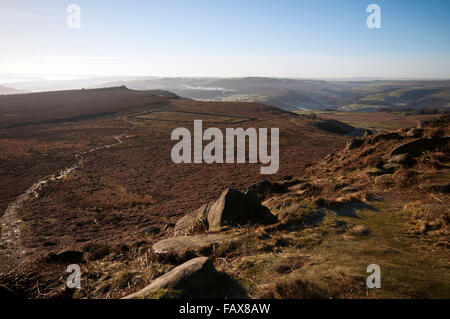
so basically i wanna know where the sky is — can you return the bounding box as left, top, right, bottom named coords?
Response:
left=0, top=0, right=449, bottom=78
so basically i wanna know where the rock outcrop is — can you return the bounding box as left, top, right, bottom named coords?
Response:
left=152, top=233, right=228, bottom=254
left=174, top=188, right=277, bottom=236
left=207, top=188, right=276, bottom=231
left=123, top=257, right=219, bottom=299
left=245, top=180, right=273, bottom=200
left=389, top=137, right=450, bottom=158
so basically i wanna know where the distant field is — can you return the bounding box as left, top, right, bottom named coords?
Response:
left=133, top=110, right=249, bottom=124
left=293, top=111, right=441, bottom=131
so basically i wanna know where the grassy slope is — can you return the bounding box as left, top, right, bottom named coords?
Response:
left=294, top=111, right=441, bottom=131
left=210, top=197, right=449, bottom=299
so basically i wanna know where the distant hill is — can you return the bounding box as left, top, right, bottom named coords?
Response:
left=338, top=86, right=450, bottom=111
left=5, top=77, right=450, bottom=112
left=89, top=77, right=450, bottom=112
left=0, top=85, right=25, bottom=95
left=0, top=86, right=177, bottom=128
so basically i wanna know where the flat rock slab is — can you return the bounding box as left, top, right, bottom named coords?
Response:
left=390, top=137, right=450, bottom=158
left=123, top=257, right=218, bottom=299
left=152, top=233, right=228, bottom=254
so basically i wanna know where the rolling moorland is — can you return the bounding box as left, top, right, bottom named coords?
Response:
left=0, top=86, right=448, bottom=299
left=99, top=77, right=450, bottom=112
left=5, top=77, right=450, bottom=112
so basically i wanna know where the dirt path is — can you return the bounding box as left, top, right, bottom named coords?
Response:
left=0, top=120, right=135, bottom=266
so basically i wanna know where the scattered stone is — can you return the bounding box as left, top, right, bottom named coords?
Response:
left=152, top=233, right=228, bottom=254
left=388, top=153, right=410, bottom=164
left=346, top=138, right=364, bottom=150
left=406, top=128, right=423, bottom=138
left=382, top=163, right=401, bottom=173
left=142, top=226, right=161, bottom=236
left=390, top=137, right=450, bottom=158
left=365, top=193, right=384, bottom=201
left=369, top=132, right=401, bottom=144
left=341, top=185, right=361, bottom=193
left=123, top=257, right=219, bottom=299
left=350, top=225, right=371, bottom=236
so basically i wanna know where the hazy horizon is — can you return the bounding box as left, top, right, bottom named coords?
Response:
left=1, top=73, right=450, bottom=85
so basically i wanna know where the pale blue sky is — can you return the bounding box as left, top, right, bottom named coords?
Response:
left=1, top=0, right=449, bottom=78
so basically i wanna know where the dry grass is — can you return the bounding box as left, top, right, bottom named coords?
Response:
left=404, top=202, right=449, bottom=236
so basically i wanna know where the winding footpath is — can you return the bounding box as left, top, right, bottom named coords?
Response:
left=0, top=121, right=135, bottom=266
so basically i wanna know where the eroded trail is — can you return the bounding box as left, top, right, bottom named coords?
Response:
left=0, top=121, right=135, bottom=266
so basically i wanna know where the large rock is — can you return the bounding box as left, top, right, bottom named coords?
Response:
left=174, top=204, right=210, bottom=236
left=346, top=138, right=364, bottom=150
left=207, top=188, right=277, bottom=231
left=174, top=188, right=277, bottom=235
left=245, top=180, right=272, bottom=200
left=388, top=153, right=410, bottom=164
left=152, top=233, right=227, bottom=254
left=390, top=137, right=450, bottom=158
left=406, top=128, right=423, bottom=138
left=369, top=132, right=401, bottom=144
left=123, top=257, right=218, bottom=299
